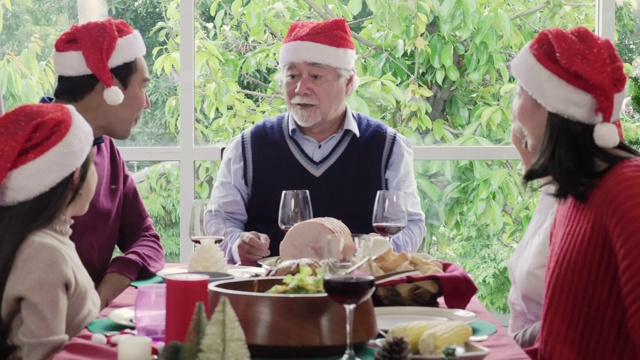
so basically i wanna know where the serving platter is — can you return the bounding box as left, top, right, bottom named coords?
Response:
left=157, top=265, right=266, bottom=279
left=374, top=306, right=478, bottom=331
left=373, top=339, right=489, bottom=360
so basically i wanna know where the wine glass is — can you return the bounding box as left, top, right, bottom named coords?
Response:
left=278, top=190, right=313, bottom=233
left=323, top=234, right=375, bottom=360
left=192, top=199, right=226, bottom=250
left=372, top=190, right=407, bottom=241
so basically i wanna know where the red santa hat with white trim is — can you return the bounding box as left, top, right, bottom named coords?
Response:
left=53, top=18, right=146, bottom=106
left=511, top=26, right=627, bottom=148
left=0, top=104, right=93, bottom=206
left=280, top=18, right=357, bottom=71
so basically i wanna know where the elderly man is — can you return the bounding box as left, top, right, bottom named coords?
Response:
left=41, top=18, right=165, bottom=308
left=210, top=18, right=426, bottom=265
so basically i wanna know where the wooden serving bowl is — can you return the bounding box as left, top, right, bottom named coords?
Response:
left=208, top=277, right=378, bottom=358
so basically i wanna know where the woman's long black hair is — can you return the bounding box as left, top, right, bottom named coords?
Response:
left=0, top=155, right=92, bottom=359
left=524, top=112, right=639, bottom=202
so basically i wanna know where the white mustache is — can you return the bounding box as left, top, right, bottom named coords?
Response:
left=291, top=97, right=317, bottom=106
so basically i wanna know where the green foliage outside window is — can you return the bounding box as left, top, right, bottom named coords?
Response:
left=3, top=0, right=640, bottom=312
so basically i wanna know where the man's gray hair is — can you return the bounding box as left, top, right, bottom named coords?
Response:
left=274, top=63, right=360, bottom=97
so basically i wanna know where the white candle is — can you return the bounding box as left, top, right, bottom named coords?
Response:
left=118, top=336, right=152, bottom=360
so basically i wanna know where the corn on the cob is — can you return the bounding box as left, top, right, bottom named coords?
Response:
left=386, top=320, right=445, bottom=353
left=417, top=320, right=472, bottom=355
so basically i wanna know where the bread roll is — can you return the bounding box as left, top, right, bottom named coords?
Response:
left=381, top=252, right=410, bottom=272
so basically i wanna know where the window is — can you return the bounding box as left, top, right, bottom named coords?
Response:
left=1, top=0, right=615, bottom=312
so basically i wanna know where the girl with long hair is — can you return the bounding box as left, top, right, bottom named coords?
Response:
left=511, top=26, right=640, bottom=359
left=0, top=103, right=100, bottom=359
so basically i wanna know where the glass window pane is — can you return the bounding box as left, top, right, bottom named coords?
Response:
left=111, top=3, right=179, bottom=147
left=0, top=2, right=75, bottom=108
left=192, top=0, right=595, bottom=148
left=615, top=0, right=640, bottom=151
left=194, top=160, right=220, bottom=200
left=417, top=160, right=541, bottom=313
left=129, top=160, right=181, bottom=262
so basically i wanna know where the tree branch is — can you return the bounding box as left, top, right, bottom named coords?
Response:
left=348, top=16, right=373, bottom=26
left=561, top=0, right=587, bottom=6
left=303, top=0, right=330, bottom=18
left=442, top=125, right=463, bottom=135
left=427, top=83, right=455, bottom=122
left=238, top=89, right=283, bottom=99
left=265, top=24, right=282, bottom=41
left=520, top=17, right=540, bottom=33
left=302, top=0, right=429, bottom=89
left=240, top=73, right=279, bottom=92
left=510, top=1, right=550, bottom=20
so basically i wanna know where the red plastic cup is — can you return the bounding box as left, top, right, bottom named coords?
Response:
left=164, top=273, right=209, bottom=343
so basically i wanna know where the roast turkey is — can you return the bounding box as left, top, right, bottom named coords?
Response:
left=279, top=217, right=354, bottom=261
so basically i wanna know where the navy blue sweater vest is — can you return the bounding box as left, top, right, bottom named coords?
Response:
left=242, top=112, right=396, bottom=255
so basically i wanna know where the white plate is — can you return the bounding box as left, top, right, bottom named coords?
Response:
left=157, top=266, right=265, bottom=279
left=374, top=339, right=489, bottom=360
left=108, top=306, right=135, bottom=327
left=227, top=266, right=267, bottom=277
left=375, top=307, right=478, bottom=331
left=156, top=266, right=189, bottom=278
left=257, top=256, right=350, bottom=272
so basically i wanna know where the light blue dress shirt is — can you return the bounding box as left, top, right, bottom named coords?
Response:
left=210, top=107, right=426, bottom=263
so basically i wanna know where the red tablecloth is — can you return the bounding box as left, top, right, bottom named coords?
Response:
left=53, top=268, right=529, bottom=360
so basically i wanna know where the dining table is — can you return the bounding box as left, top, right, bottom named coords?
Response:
left=53, top=264, right=530, bottom=360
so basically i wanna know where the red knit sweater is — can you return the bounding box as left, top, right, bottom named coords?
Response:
left=526, top=158, right=640, bottom=359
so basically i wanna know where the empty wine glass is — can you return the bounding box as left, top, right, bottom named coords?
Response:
left=192, top=199, right=226, bottom=250
left=278, top=190, right=313, bottom=233
left=372, top=190, right=407, bottom=241
left=323, top=234, right=375, bottom=360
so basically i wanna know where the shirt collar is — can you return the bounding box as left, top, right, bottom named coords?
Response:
left=287, top=105, right=360, bottom=138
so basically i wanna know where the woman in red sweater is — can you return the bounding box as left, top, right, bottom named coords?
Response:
left=510, top=26, right=640, bottom=359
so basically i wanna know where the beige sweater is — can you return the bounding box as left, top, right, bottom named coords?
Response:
left=2, top=218, right=100, bottom=359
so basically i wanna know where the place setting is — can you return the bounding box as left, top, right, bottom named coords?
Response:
left=93, top=190, right=497, bottom=360
left=157, top=198, right=267, bottom=280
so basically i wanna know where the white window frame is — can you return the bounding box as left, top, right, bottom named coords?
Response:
left=117, top=0, right=612, bottom=262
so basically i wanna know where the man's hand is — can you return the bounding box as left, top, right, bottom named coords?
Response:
left=237, top=231, right=270, bottom=265
left=97, top=272, right=132, bottom=309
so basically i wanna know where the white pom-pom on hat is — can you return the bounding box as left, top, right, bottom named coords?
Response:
left=104, top=86, right=124, bottom=105
left=594, top=122, right=620, bottom=148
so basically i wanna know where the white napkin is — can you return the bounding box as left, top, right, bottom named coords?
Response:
left=188, top=239, right=228, bottom=272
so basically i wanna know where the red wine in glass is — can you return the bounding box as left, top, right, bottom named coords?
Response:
left=373, top=223, right=405, bottom=237
left=323, top=234, right=375, bottom=360
left=323, top=276, right=375, bottom=305
left=280, top=225, right=293, bottom=233
left=372, top=190, right=407, bottom=241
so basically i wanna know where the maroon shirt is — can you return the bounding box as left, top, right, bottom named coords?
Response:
left=70, top=136, right=164, bottom=284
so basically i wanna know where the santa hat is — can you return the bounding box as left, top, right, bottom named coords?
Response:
left=0, top=104, right=93, bottom=206
left=511, top=26, right=627, bottom=148
left=53, top=18, right=146, bottom=106
left=279, top=18, right=356, bottom=70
